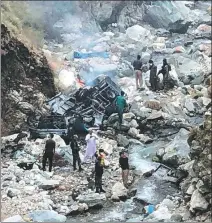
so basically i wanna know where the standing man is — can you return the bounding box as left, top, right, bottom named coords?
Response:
left=83, top=130, right=98, bottom=163
left=133, top=55, right=143, bottom=90
left=119, top=151, right=129, bottom=188
left=158, top=58, right=171, bottom=92
left=116, top=91, right=127, bottom=124
left=70, top=135, right=83, bottom=171
left=149, top=60, right=158, bottom=92
left=42, top=133, right=55, bottom=172
left=94, top=149, right=106, bottom=193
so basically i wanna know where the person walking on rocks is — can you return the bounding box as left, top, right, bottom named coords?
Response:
left=133, top=55, right=143, bottom=90
left=42, top=133, right=55, bottom=172
left=149, top=60, right=158, bottom=92
left=83, top=130, right=98, bottom=163
left=70, top=135, right=83, bottom=171
left=94, top=149, right=106, bottom=193
left=116, top=91, right=127, bottom=124
left=119, top=151, right=129, bottom=188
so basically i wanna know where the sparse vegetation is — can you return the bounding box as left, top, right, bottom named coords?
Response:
left=1, top=1, right=45, bottom=48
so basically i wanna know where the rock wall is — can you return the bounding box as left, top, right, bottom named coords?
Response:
left=179, top=112, right=211, bottom=221
left=1, top=24, right=57, bottom=135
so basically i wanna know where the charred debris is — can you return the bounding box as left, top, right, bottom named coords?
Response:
left=27, top=75, right=125, bottom=140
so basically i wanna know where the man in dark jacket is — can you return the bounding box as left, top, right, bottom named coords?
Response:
left=149, top=60, right=158, bottom=91
left=42, top=133, right=55, bottom=172
left=94, top=149, right=106, bottom=193
left=133, top=55, right=143, bottom=90
left=158, top=58, right=171, bottom=91
left=70, top=135, right=83, bottom=171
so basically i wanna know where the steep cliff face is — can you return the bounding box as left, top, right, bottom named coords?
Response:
left=1, top=24, right=57, bottom=135
left=180, top=112, right=212, bottom=220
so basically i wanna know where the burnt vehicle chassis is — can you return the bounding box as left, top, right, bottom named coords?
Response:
left=28, top=75, right=125, bottom=139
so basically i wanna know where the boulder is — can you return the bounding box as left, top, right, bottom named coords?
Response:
left=141, top=52, right=151, bottom=64
left=111, top=182, right=128, bottom=201
left=190, top=189, right=209, bottom=212
left=156, top=148, right=165, bottom=159
left=117, top=134, right=129, bottom=147
left=179, top=160, right=195, bottom=177
left=138, top=134, right=153, bottom=144
left=38, top=180, right=60, bottom=190
left=132, top=107, right=152, bottom=119
left=126, top=25, right=151, bottom=42
left=129, top=119, right=139, bottom=128
left=147, top=111, right=163, bottom=120
left=184, top=97, right=195, bottom=113
left=173, top=46, right=186, bottom=53
left=201, top=97, right=211, bottom=106
left=3, top=215, right=25, bottom=222
left=162, top=129, right=190, bottom=167
left=142, top=1, right=191, bottom=29
left=186, top=184, right=195, bottom=196
left=7, top=188, right=21, bottom=198
left=176, top=56, right=204, bottom=85
left=77, top=193, right=106, bottom=208
left=123, top=112, right=136, bottom=122
left=144, top=100, right=161, bottom=110
left=18, top=102, right=34, bottom=114
left=168, top=20, right=191, bottom=34
left=98, top=139, right=117, bottom=155
left=170, top=214, right=183, bottom=222
left=27, top=210, right=66, bottom=222
left=194, top=24, right=211, bottom=39
left=128, top=128, right=139, bottom=138
left=196, top=179, right=210, bottom=194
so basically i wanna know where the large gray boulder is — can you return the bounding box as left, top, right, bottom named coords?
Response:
left=3, top=215, right=25, bottom=222
left=77, top=193, right=106, bottom=208
left=111, top=182, right=128, bottom=201
left=38, top=180, right=60, bottom=190
left=190, top=189, right=209, bottom=212
left=117, top=134, right=130, bottom=147
left=143, top=1, right=191, bottom=29
left=27, top=210, right=66, bottom=222
left=162, top=128, right=190, bottom=166
left=176, top=56, right=204, bottom=85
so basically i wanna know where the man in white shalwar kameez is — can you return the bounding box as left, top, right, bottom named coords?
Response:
left=83, top=130, right=98, bottom=163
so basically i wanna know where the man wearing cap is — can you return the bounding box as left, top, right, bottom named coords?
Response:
left=149, top=59, right=158, bottom=92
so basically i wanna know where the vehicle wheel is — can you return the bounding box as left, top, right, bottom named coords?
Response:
left=106, top=90, right=116, bottom=99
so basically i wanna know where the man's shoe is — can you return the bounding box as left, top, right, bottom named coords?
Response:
left=79, top=167, right=83, bottom=172
left=100, top=188, right=106, bottom=193
left=95, top=188, right=100, bottom=193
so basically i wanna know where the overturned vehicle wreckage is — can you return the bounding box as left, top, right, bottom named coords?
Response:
left=28, top=75, right=128, bottom=139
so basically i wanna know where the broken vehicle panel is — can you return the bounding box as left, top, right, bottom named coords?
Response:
left=28, top=115, right=67, bottom=139
left=28, top=75, right=125, bottom=139
left=47, top=75, right=123, bottom=116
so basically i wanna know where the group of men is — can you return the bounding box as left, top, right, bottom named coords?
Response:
left=133, top=55, right=173, bottom=92
left=42, top=130, right=130, bottom=193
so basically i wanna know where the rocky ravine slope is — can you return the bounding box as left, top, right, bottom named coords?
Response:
left=1, top=24, right=57, bottom=136
left=1, top=1, right=211, bottom=222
